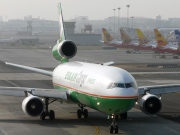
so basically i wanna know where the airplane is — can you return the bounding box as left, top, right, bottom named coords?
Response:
left=0, top=36, right=14, bottom=44
left=1, top=3, right=180, bottom=134
left=174, top=30, right=180, bottom=42
left=101, top=28, right=139, bottom=53
left=101, top=28, right=124, bottom=47
left=153, top=29, right=180, bottom=55
left=136, top=28, right=157, bottom=50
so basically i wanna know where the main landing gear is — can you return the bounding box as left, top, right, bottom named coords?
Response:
left=109, top=112, right=127, bottom=134
left=40, top=97, right=57, bottom=120
left=77, top=104, right=88, bottom=118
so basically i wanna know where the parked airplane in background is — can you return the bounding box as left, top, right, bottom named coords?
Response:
left=1, top=3, right=180, bottom=134
left=175, top=30, right=180, bottom=42
left=153, top=29, right=179, bottom=54
left=102, top=28, right=140, bottom=53
left=136, top=28, right=157, bottom=49
left=101, top=28, right=123, bottom=46
left=0, top=36, right=14, bottom=44
left=120, top=28, right=139, bottom=53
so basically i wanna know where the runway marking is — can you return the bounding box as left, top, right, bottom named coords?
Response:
left=5, top=80, right=101, bottom=134
left=5, top=80, right=19, bottom=87
left=52, top=104, right=100, bottom=135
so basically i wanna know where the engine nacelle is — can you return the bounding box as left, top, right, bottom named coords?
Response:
left=22, top=96, right=44, bottom=117
left=52, top=40, right=77, bottom=62
left=139, top=94, right=162, bottom=115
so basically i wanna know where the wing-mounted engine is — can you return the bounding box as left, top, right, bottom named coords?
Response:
left=139, top=94, right=162, bottom=115
left=22, top=96, right=44, bottom=117
left=52, top=40, right=77, bottom=62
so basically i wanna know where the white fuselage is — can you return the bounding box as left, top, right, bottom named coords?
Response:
left=52, top=61, right=138, bottom=100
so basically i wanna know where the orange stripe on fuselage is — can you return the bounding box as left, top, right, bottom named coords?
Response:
left=53, top=82, right=138, bottom=99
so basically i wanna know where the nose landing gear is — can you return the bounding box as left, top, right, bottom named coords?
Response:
left=109, top=115, right=118, bottom=134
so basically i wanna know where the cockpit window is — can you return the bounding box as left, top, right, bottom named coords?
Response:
left=117, top=83, right=125, bottom=88
left=107, top=82, right=137, bottom=89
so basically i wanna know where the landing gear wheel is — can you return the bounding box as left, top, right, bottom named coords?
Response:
left=109, top=115, right=119, bottom=134
left=83, top=109, right=88, bottom=118
left=120, top=112, right=127, bottom=119
left=40, top=112, right=46, bottom=120
left=114, top=125, right=118, bottom=134
left=77, top=109, right=82, bottom=118
left=49, top=110, right=55, bottom=120
left=109, top=125, right=114, bottom=134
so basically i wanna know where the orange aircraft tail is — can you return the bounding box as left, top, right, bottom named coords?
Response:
left=102, top=28, right=113, bottom=43
left=154, top=29, right=168, bottom=46
left=120, top=28, right=131, bottom=44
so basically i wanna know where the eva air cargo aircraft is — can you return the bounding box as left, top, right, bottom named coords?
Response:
left=1, top=3, right=180, bottom=134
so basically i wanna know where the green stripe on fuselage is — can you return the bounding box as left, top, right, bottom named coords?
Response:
left=53, top=84, right=137, bottom=114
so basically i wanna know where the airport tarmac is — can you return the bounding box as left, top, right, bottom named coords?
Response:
left=0, top=48, right=180, bottom=135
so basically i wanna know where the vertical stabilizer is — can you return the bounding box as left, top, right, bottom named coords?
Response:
left=120, top=28, right=131, bottom=44
left=136, top=28, right=149, bottom=45
left=154, top=29, right=168, bottom=47
left=175, top=30, right=180, bottom=49
left=102, top=28, right=113, bottom=43
left=58, top=3, right=66, bottom=43
left=175, top=30, right=180, bottom=41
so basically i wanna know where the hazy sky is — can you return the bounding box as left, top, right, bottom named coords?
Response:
left=1, top=0, right=180, bottom=21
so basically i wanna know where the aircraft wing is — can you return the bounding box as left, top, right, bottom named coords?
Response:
left=6, top=62, right=53, bottom=77
left=0, top=87, right=68, bottom=99
left=131, top=72, right=180, bottom=75
left=138, top=84, right=180, bottom=95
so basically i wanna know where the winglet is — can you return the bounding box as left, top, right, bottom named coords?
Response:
left=136, top=28, right=149, bottom=45
left=102, top=28, right=113, bottom=43
left=57, top=3, right=66, bottom=43
left=154, top=29, right=168, bottom=47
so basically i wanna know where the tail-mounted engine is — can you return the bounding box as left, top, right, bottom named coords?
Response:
left=139, top=94, right=162, bottom=115
left=22, top=96, right=44, bottom=117
left=52, top=40, right=77, bottom=62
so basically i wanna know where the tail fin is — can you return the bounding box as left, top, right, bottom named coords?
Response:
left=57, top=3, right=66, bottom=43
left=120, top=28, right=131, bottom=44
left=136, top=28, right=149, bottom=44
left=175, top=30, right=180, bottom=41
left=102, top=28, right=113, bottom=43
left=154, top=29, right=168, bottom=46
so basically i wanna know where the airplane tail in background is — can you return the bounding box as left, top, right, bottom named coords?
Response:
left=174, top=30, right=180, bottom=49
left=174, top=30, right=180, bottom=41
left=120, top=28, right=131, bottom=44
left=136, top=28, right=149, bottom=44
left=102, top=28, right=113, bottom=43
left=154, top=29, right=168, bottom=47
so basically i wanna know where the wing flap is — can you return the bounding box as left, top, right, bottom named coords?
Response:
left=138, top=84, right=180, bottom=95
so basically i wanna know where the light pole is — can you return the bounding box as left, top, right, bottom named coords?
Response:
left=117, top=7, right=121, bottom=30
left=108, top=17, right=111, bottom=30
left=130, top=16, right=134, bottom=28
left=113, top=9, right=116, bottom=34
left=126, top=5, right=130, bottom=29
left=82, top=17, right=85, bottom=33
